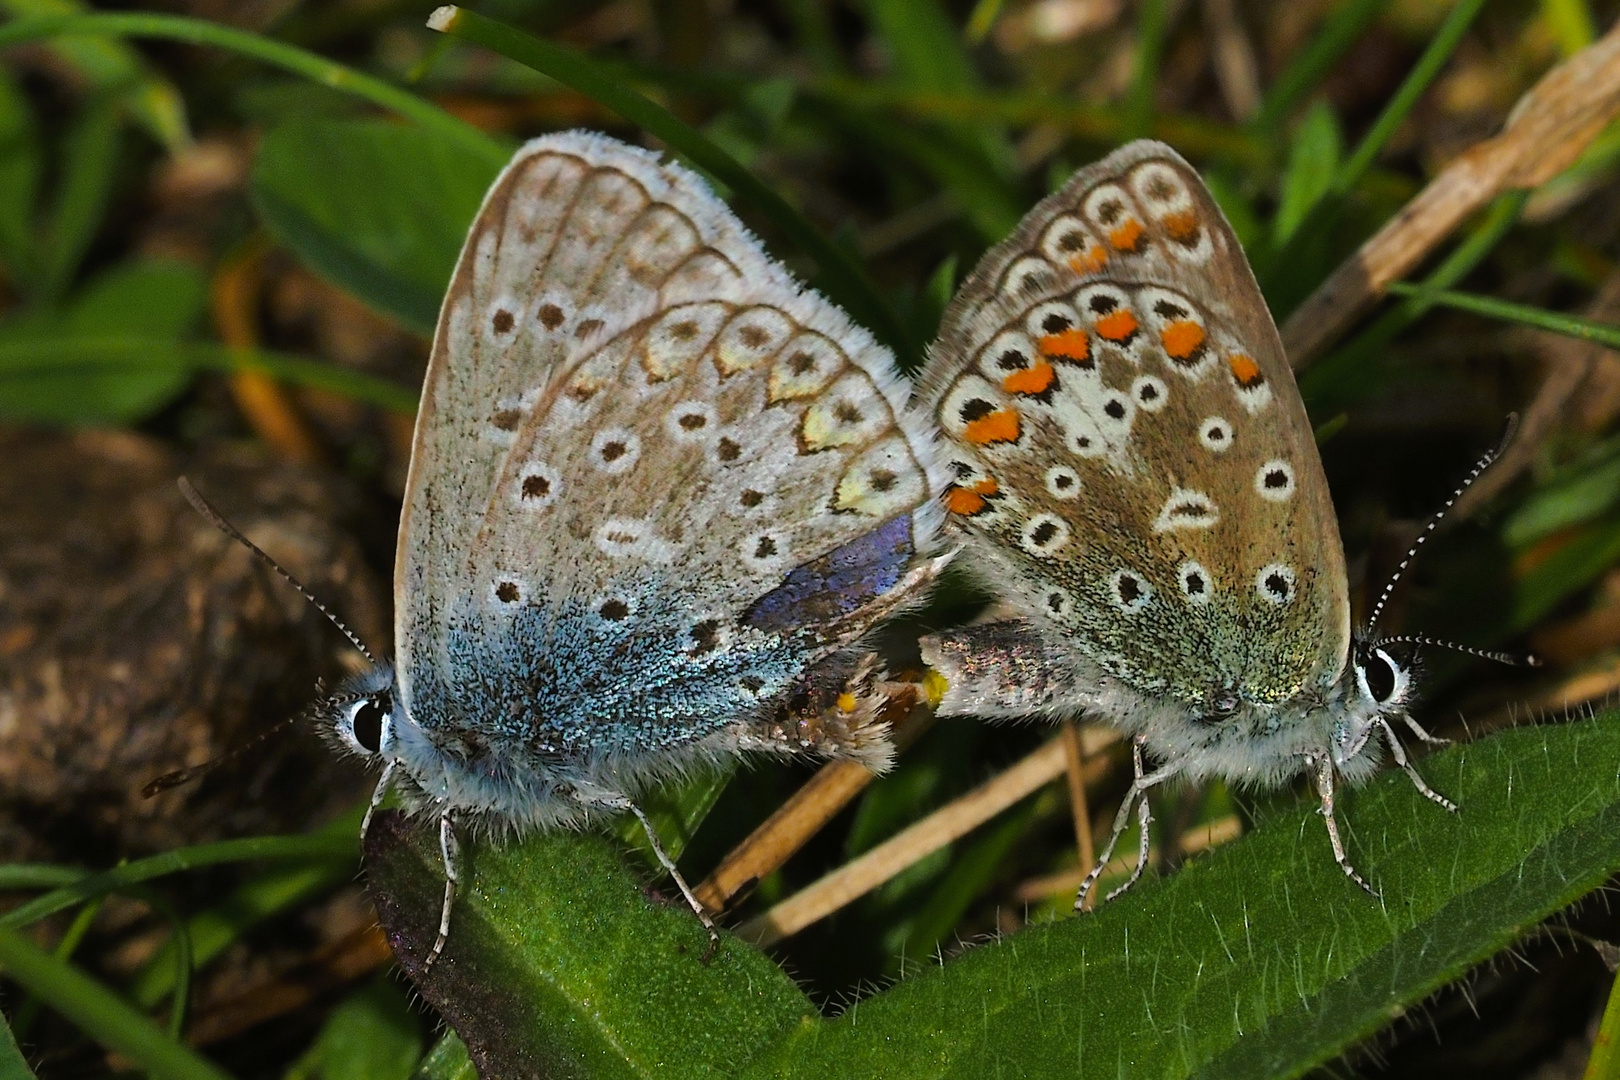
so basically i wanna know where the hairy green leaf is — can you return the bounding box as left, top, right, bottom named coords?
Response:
left=373, top=711, right=1620, bottom=1080
left=251, top=118, right=501, bottom=333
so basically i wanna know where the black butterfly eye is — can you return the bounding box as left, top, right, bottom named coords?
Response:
left=351, top=697, right=387, bottom=754
left=1362, top=650, right=1397, bottom=703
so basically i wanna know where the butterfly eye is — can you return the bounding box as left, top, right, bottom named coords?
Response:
left=348, top=696, right=389, bottom=755
left=1362, top=650, right=1398, bottom=704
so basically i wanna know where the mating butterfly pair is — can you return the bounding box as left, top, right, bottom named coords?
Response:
left=303, top=133, right=1456, bottom=959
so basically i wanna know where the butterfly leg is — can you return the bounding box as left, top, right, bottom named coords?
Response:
left=360, top=759, right=397, bottom=837
left=1378, top=718, right=1458, bottom=812
left=1399, top=712, right=1450, bottom=746
left=1311, top=755, right=1376, bottom=897
left=426, top=809, right=459, bottom=968
left=589, top=792, right=721, bottom=954
left=1074, top=736, right=1178, bottom=911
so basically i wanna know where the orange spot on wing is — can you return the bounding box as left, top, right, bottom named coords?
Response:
left=1095, top=309, right=1139, bottom=342
left=1108, top=219, right=1144, bottom=252
left=945, top=476, right=1001, bottom=516
left=1161, top=320, right=1206, bottom=360
left=963, top=409, right=1020, bottom=445
left=1066, top=245, right=1109, bottom=275
left=1162, top=209, right=1200, bottom=242
left=1002, top=359, right=1056, bottom=396
left=1039, top=328, right=1091, bottom=362
left=946, top=488, right=987, bottom=515
left=1228, top=353, right=1263, bottom=388
left=836, top=691, right=858, bottom=713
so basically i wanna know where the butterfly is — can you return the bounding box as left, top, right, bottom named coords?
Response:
left=300, top=131, right=948, bottom=960
left=916, top=140, right=1482, bottom=907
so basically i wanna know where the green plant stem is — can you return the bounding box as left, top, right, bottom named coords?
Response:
left=1586, top=966, right=1620, bottom=1078
left=0, top=833, right=356, bottom=931
left=1385, top=281, right=1620, bottom=349
left=1254, top=0, right=1389, bottom=132
left=0, top=340, right=419, bottom=414
left=0, top=926, right=231, bottom=1080
left=0, top=866, right=86, bottom=891
left=1334, top=0, right=1488, bottom=195
left=427, top=6, right=914, bottom=365
left=0, top=12, right=503, bottom=166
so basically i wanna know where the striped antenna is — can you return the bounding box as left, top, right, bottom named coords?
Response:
left=1365, top=415, right=1518, bottom=633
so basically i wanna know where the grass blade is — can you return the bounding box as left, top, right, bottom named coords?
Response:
left=1334, top=0, right=1489, bottom=195
left=0, top=12, right=503, bottom=167
left=1254, top=0, right=1389, bottom=132
left=1385, top=280, right=1620, bottom=349
left=0, top=927, right=232, bottom=1080
left=0, top=339, right=419, bottom=415
left=426, top=6, right=915, bottom=365
left=0, top=827, right=357, bottom=932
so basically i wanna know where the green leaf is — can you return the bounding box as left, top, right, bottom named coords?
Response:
left=37, top=93, right=120, bottom=304
left=743, top=715, right=1620, bottom=1079
left=364, top=812, right=814, bottom=1079
left=1272, top=101, right=1342, bottom=245
left=0, top=261, right=207, bottom=424
left=252, top=118, right=501, bottom=333
left=0, top=68, right=40, bottom=285
left=286, top=980, right=421, bottom=1080
left=377, top=711, right=1620, bottom=1079
left=410, top=1034, right=476, bottom=1080
left=1502, top=435, right=1620, bottom=548
left=0, top=0, right=191, bottom=152
left=0, top=1010, right=34, bottom=1080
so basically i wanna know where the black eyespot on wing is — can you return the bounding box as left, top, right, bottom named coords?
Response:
left=1116, top=574, right=1142, bottom=604
left=1041, top=312, right=1072, bottom=334
left=352, top=697, right=386, bottom=754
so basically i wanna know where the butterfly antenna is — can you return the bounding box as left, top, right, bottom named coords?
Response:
left=1365, top=414, right=1518, bottom=633
left=178, top=477, right=376, bottom=664
left=141, top=707, right=311, bottom=797
left=1373, top=634, right=1540, bottom=668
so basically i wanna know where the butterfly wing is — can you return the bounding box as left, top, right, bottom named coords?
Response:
left=397, top=132, right=945, bottom=769
left=921, top=140, right=1348, bottom=709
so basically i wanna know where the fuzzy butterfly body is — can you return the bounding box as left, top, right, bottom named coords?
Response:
left=314, top=132, right=946, bottom=956
left=920, top=141, right=1451, bottom=904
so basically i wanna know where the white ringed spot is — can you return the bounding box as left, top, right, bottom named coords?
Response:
left=514, top=464, right=560, bottom=508
left=741, top=531, right=789, bottom=574
left=666, top=401, right=718, bottom=442
left=1020, top=513, right=1070, bottom=555
left=1256, top=563, right=1296, bottom=605
left=1044, top=465, right=1082, bottom=500
left=1198, top=417, right=1233, bottom=453
left=590, top=428, right=641, bottom=473
left=1153, top=487, right=1220, bottom=533
left=1107, top=569, right=1153, bottom=614
left=1255, top=459, right=1295, bottom=502
left=1131, top=375, right=1169, bottom=412
left=1178, top=560, right=1213, bottom=605
left=1043, top=587, right=1075, bottom=620
left=594, top=519, right=677, bottom=564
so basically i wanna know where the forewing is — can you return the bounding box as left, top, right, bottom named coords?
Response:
left=921, top=141, right=1348, bottom=707
left=397, top=132, right=945, bottom=749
